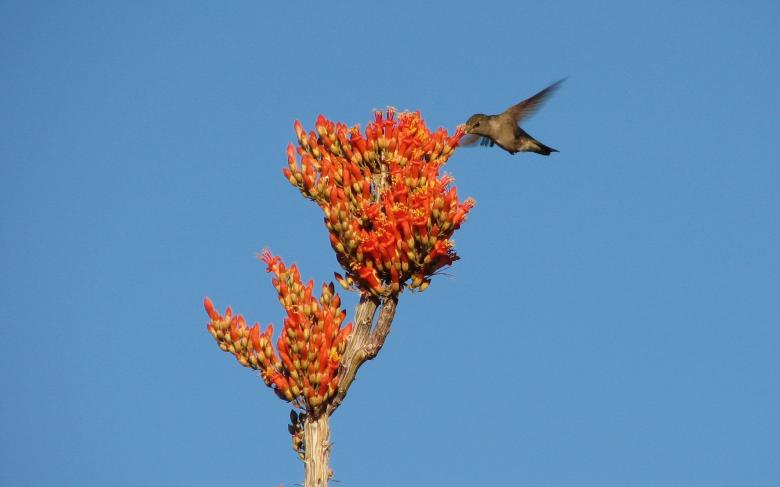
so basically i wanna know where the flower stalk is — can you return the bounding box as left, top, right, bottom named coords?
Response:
left=303, top=414, right=332, bottom=487
left=203, top=109, right=473, bottom=486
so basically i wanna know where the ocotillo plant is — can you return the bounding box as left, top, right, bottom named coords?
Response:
left=204, top=109, right=475, bottom=487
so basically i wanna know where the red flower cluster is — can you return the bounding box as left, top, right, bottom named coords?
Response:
left=205, top=251, right=353, bottom=413
left=284, top=110, right=475, bottom=296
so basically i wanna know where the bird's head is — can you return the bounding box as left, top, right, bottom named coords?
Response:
left=464, top=114, right=489, bottom=136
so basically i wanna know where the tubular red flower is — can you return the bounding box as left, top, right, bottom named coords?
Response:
left=284, top=111, right=474, bottom=295
left=204, top=251, right=353, bottom=414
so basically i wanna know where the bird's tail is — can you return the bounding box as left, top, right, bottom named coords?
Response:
left=532, top=140, right=558, bottom=156
left=517, top=128, right=559, bottom=156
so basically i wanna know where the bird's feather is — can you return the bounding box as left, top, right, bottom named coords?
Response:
left=458, top=134, right=497, bottom=149
left=459, top=133, right=481, bottom=146
left=503, top=78, right=566, bottom=124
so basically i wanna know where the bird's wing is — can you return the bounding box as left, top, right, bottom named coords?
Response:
left=503, top=78, right=565, bottom=124
left=459, top=133, right=481, bottom=146
left=459, top=134, right=496, bottom=148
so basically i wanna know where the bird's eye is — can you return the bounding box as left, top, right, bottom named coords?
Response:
left=474, top=122, right=480, bottom=127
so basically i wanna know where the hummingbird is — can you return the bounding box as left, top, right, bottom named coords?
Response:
left=462, top=78, right=564, bottom=156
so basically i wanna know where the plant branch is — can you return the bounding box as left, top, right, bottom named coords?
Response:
left=326, top=294, right=398, bottom=416
left=303, top=414, right=331, bottom=487
left=367, top=296, right=396, bottom=359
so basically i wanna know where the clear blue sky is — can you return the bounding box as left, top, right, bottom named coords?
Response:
left=2, top=1, right=778, bottom=486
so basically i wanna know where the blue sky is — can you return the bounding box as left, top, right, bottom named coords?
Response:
left=1, top=1, right=778, bottom=486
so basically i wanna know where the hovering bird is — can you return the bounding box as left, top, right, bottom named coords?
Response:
left=462, top=78, right=564, bottom=155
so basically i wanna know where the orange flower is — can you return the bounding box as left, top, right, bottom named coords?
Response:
left=285, top=110, right=475, bottom=296
left=204, top=251, right=353, bottom=414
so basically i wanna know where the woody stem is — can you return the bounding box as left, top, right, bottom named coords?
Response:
left=326, top=294, right=398, bottom=415
left=303, top=414, right=332, bottom=487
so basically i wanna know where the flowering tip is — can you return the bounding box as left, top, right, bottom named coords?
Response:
left=282, top=110, right=473, bottom=295
left=283, top=167, right=295, bottom=184
left=452, top=125, right=466, bottom=142
left=204, top=297, right=219, bottom=320
left=259, top=248, right=284, bottom=274
left=287, top=142, right=295, bottom=159
left=334, top=272, right=350, bottom=290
